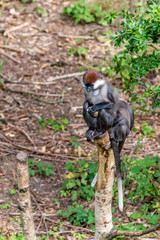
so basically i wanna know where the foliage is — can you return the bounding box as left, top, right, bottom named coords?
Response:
left=38, top=118, right=69, bottom=132
left=122, top=155, right=160, bottom=225
left=28, top=158, right=54, bottom=177
left=62, top=203, right=95, bottom=227
left=9, top=189, right=16, bottom=195
left=70, top=136, right=81, bottom=149
left=134, top=123, right=156, bottom=153
left=68, top=46, right=89, bottom=56
left=63, top=0, right=107, bottom=25
left=61, top=158, right=97, bottom=201
left=72, top=232, right=87, bottom=240
left=105, top=1, right=160, bottom=110
left=34, top=6, right=47, bottom=17
left=61, top=155, right=160, bottom=228
left=0, top=233, right=25, bottom=240
left=115, top=222, right=147, bottom=233
left=0, top=204, right=10, bottom=209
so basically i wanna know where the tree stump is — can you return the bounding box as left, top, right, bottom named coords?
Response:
left=94, top=133, right=116, bottom=240
left=16, top=151, right=37, bottom=240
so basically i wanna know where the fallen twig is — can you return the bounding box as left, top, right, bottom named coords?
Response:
left=32, top=72, right=85, bottom=85
left=31, top=193, right=49, bottom=240
left=9, top=213, right=59, bottom=217
left=0, top=45, right=23, bottom=53
left=7, top=87, right=62, bottom=105
left=0, top=133, right=77, bottom=159
left=4, top=22, right=29, bottom=37
left=8, top=123, right=35, bottom=147
left=57, top=33, right=94, bottom=40
left=0, top=50, right=21, bottom=64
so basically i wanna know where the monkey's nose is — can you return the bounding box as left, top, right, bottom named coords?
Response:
left=86, top=85, right=94, bottom=93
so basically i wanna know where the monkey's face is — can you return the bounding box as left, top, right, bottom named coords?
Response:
left=82, top=69, right=105, bottom=97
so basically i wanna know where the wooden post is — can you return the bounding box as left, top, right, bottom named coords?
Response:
left=16, top=152, right=37, bottom=240
left=94, top=133, right=116, bottom=240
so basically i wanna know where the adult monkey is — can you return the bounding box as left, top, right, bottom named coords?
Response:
left=82, top=69, right=134, bottom=212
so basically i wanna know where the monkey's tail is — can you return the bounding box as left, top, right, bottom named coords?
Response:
left=111, top=139, right=123, bottom=212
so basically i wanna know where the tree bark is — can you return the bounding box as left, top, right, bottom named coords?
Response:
left=16, top=151, right=37, bottom=240
left=94, top=133, right=116, bottom=240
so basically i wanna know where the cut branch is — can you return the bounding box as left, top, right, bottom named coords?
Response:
left=94, top=133, right=116, bottom=240
left=16, top=152, right=37, bottom=240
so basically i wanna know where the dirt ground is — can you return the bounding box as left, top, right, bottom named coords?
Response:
left=0, top=0, right=159, bottom=239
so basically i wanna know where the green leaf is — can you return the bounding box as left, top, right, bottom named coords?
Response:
left=131, top=165, right=142, bottom=173
left=131, top=212, right=141, bottom=219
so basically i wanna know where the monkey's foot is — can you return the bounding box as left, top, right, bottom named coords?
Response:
left=86, top=129, right=103, bottom=141
left=109, top=131, right=122, bottom=142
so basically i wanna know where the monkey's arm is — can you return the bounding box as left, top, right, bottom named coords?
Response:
left=83, top=101, right=104, bottom=141
left=88, top=102, right=114, bottom=117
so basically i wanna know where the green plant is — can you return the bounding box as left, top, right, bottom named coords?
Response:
left=28, top=159, right=54, bottom=177
left=123, top=156, right=160, bottom=219
left=34, top=6, right=47, bottom=17
left=105, top=1, right=160, bottom=111
left=61, top=159, right=97, bottom=201
left=63, top=0, right=107, bottom=25
left=135, top=123, right=156, bottom=152
left=0, top=233, right=25, bottom=240
left=72, top=232, right=87, bottom=240
left=62, top=203, right=95, bottom=227
left=0, top=204, right=10, bottom=209
left=38, top=118, right=69, bottom=132
left=68, top=46, right=88, bottom=56
left=70, top=136, right=81, bottom=149
left=77, top=46, right=88, bottom=56
left=9, top=189, right=16, bottom=195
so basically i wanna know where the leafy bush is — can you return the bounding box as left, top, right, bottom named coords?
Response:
left=28, top=159, right=54, bottom=177
left=0, top=233, right=25, bottom=240
left=63, top=0, right=107, bottom=25
left=62, top=203, right=95, bottom=227
left=61, top=159, right=97, bottom=201
left=123, top=156, right=160, bottom=217
left=38, top=118, right=69, bottom=132
left=105, top=1, right=160, bottom=110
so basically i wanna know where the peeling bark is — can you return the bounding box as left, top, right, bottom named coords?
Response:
left=94, top=133, right=116, bottom=240
left=16, top=151, right=37, bottom=240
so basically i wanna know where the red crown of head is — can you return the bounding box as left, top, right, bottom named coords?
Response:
left=83, top=70, right=102, bottom=85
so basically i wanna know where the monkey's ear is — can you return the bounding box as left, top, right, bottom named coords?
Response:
left=81, top=81, right=85, bottom=88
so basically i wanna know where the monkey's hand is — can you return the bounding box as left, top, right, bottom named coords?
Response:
left=86, top=129, right=103, bottom=141
left=88, top=102, right=114, bottom=117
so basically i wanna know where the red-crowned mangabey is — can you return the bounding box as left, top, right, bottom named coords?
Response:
left=82, top=69, right=134, bottom=212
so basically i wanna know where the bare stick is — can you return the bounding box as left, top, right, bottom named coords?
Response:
left=8, top=123, right=35, bottom=146
left=16, top=152, right=37, bottom=240
left=0, top=50, right=21, bottom=64
left=4, top=22, right=29, bottom=37
left=94, top=133, right=116, bottom=240
left=0, top=45, right=23, bottom=53
left=32, top=72, right=85, bottom=85
left=57, top=33, right=94, bottom=39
